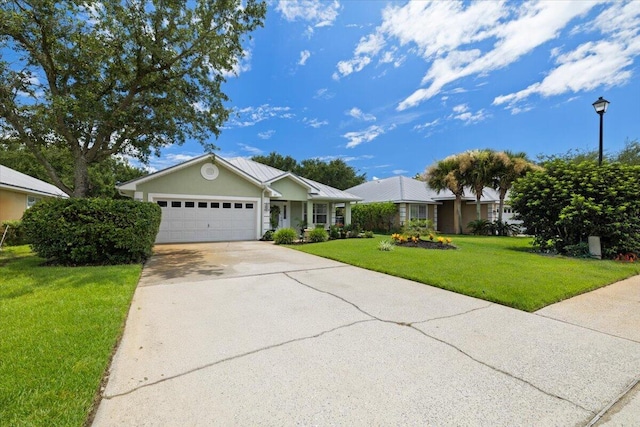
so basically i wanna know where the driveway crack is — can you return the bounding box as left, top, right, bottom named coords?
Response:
left=285, top=273, right=593, bottom=415
left=102, top=319, right=375, bottom=400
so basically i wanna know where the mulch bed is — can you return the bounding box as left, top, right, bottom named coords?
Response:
left=396, top=240, right=457, bottom=250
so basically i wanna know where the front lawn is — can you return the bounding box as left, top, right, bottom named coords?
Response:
left=0, top=246, right=141, bottom=426
left=291, top=235, right=640, bottom=312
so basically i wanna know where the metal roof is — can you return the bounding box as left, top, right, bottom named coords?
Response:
left=0, top=165, right=68, bottom=198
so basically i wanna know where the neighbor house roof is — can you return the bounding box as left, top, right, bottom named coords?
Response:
left=117, top=154, right=362, bottom=202
left=347, top=176, right=502, bottom=204
left=0, top=165, right=68, bottom=198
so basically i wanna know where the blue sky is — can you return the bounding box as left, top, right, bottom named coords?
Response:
left=136, top=1, right=640, bottom=178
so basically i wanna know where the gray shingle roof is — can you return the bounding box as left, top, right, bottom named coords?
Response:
left=0, top=165, right=68, bottom=198
left=346, top=176, right=501, bottom=204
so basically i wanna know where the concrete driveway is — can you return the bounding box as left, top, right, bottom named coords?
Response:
left=92, top=242, right=640, bottom=426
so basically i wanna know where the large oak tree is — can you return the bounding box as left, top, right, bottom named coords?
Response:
left=0, top=0, right=266, bottom=197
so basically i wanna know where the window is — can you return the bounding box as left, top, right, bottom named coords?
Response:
left=245, top=203, right=254, bottom=209
left=171, top=201, right=182, bottom=208
left=223, top=202, right=231, bottom=209
left=27, top=195, right=41, bottom=208
left=234, top=203, right=242, bottom=209
left=313, top=203, right=328, bottom=225
left=211, top=202, right=220, bottom=208
left=185, top=201, right=195, bottom=208
left=198, top=202, right=207, bottom=208
left=157, top=201, right=168, bottom=207
left=410, top=204, right=427, bottom=220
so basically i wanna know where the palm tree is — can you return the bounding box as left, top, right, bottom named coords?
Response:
left=424, top=155, right=465, bottom=234
left=458, top=149, right=498, bottom=221
left=493, top=151, right=540, bottom=223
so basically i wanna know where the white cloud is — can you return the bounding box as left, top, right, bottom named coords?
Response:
left=347, top=107, right=376, bottom=121
left=227, top=104, right=294, bottom=127
left=314, top=88, right=335, bottom=100
left=343, top=125, right=385, bottom=148
left=238, top=143, right=263, bottom=155
left=333, top=1, right=631, bottom=111
left=450, top=108, right=488, bottom=125
left=413, top=119, right=439, bottom=131
left=298, top=50, right=311, bottom=65
left=393, top=169, right=408, bottom=175
left=303, top=117, right=329, bottom=128
left=494, top=2, right=640, bottom=111
left=276, top=0, right=340, bottom=28
left=258, top=130, right=275, bottom=140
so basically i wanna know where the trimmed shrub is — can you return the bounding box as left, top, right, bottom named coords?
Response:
left=21, top=198, right=161, bottom=265
left=1, top=220, right=28, bottom=246
left=511, top=160, right=640, bottom=257
left=308, top=227, right=328, bottom=243
left=402, top=219, right=434, bottom=238
left=273, top=227, right=297, bottom=245
left=351, top=202, right=398, bottom=233
left=261, top=230, right=274, bottom=241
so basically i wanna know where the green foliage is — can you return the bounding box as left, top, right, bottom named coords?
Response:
left=328, top=225, right=341, bottom=239
left=0, top=140, right=146, bottom=198
left=537, top=139, right=640, bottom=166
left=0, top=0, right=266, bottom=196
left=269, top=205, right=281, bottom=230
left=467, top=219, right=493, bottom=235
left=0, top=220, right=27, bottom=246
left=21, top=198, right=161, bottom=265
left=260, top=230, right=274, bottom=241
left=377, top=239, right=395, bottom=251
left=511, top=160, right=640, bottom=258
left=273, top=227, right=297, bottom=245
left=364, top=230, right=374, bottom=238
left=402, top=219, right=434, bottom=238
left=351, top=202, right=398, bottom=232
left=307, top=227, right=329, bottom=243
left=251, top=152, right=366, bottom=190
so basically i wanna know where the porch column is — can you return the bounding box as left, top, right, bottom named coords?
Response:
left=330, top=203, right=336, bottom=226
left=345, top=202, right=352, bottom=225
left=306, top=200, right=313, bottom=228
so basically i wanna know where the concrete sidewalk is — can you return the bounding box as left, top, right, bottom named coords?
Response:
left=92, top=242, right=640, bottom=426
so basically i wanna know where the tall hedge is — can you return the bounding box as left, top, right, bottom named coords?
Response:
left=21, top=198, right=161, bottom=265
left=510, top=160, right=640, bottom=257
left=351, top=202, right=398, bottom=232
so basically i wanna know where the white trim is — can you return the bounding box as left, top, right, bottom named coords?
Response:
left=148, top=193, right=262, bottom=240
left=0, top=183, right=67, bottom=198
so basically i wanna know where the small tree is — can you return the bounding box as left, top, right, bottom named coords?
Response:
left=493, top=151, right=539, bottom=223
left=458, top=149, right=498, bottom=221
left=424, top=155, right=465, bottom=234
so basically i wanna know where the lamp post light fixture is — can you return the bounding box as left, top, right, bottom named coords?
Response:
left=592, top=96, right=610, bottom=166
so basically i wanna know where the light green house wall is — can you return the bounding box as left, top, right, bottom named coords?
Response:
left=270, top=177, right=309, bottom=201
left=137, top=159, right=262, bottom=200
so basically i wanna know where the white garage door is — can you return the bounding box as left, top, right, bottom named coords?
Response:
left=155, top=199, right=258, bottom=243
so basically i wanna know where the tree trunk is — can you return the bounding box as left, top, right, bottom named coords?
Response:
left=73, top=154, right=90, bottom=198
left=454, top=195, right=463, bottom=234
left=476, top=195, right=482, bottom=221
left=498, top=191, right=505, bottom=223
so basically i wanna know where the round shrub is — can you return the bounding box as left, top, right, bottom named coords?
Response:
left=308, top=227, right=328, bottom=243
left=21, top=198, right=161, bottom=265
left=273, top=227, right=297, bottom=245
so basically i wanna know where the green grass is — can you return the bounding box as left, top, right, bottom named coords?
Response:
left=291, top=235, right=640, bottom=312
left=0, top=246, right=141, bottom=427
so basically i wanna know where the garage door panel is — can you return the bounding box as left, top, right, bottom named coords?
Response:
left=155, top=198, right=258, bottom=243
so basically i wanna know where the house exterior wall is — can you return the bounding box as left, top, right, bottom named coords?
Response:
left=270, top=178, right=308, bottom=201
left=437, top=201, right=455, bottom=233
left=0, top=189, right=28, bottom=222
left=137, top=160, right=262, bottom=200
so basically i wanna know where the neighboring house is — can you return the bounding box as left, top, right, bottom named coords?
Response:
left=346, top=176, right=518, bottom=234
left=0, top=165, right=68, bottom=223
left=117, top=154, right=362, bottom=243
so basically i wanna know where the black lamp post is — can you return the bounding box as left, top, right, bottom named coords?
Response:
left=592, top=96, right=610, bottom=166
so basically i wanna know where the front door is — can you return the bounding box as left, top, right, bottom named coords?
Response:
left=270, top=201, right=290, bottom=229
